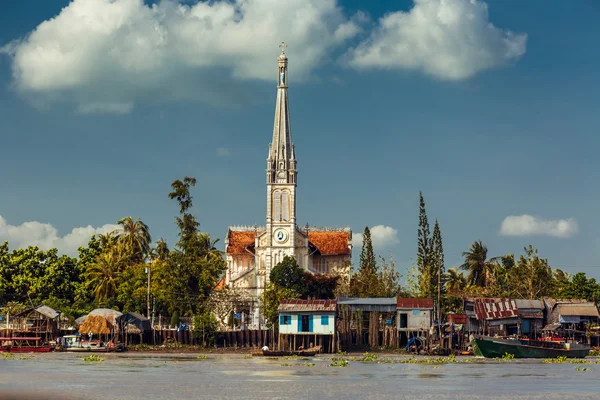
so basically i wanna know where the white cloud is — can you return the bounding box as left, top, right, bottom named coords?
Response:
left=499, top=215, right=578, bottom=238
left=352, top=225, right=400, bottom=249
left=0, top=215, right=120, bottom=256
left=347, top=0, right=527, bottom=80
left=0, top=0, right=359, bottom=113
left=216, top=147, right=231, bottom=157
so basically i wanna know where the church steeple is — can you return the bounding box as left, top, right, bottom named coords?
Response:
left=267, top=41, right=296, bottom=185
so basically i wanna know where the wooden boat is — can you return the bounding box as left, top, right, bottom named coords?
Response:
left=474, top=335, right=590, bottom=359
left=254, top=346, right=321, bottom=357
left=0, top=337, right=52, bottom=353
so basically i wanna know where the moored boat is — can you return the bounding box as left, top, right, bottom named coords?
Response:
left=0, top=337, right=53, bottom=353
left=474, top=336, right=590, bottom=359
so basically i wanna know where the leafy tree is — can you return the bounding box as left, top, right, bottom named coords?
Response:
left=359, top=226, right=376, bottom=274
left=193, top=311, right=219, bottom=346
left=270, top=256, right=309, bottom=297
left=561, top=272, right=600, bottom=302
left=510, top=245, right=553, bottom=299
left=349, top=256, right=405, bottom=298
left=305, top=274, right=338, bottom=300
left=260, top=282, right=298, bottom=330
left=164, top=177, right=226, bottom=316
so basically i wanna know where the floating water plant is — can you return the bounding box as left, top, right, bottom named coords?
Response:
left=330, top=359, right=349, bottom=367
left=83, top=354, right=104, bottom=362
left=197, top=355, right=209, bottom=359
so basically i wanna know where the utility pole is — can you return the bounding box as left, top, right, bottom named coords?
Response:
left=146, top=260, right=151, bottom=320
left=437, top=254, right=442, bottom=348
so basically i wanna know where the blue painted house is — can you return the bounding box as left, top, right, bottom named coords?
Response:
left=277, top=299, right=337, bottom=352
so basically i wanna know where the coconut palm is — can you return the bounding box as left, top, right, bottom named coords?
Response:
left=460, top=240, right=491, bottom=288
left=116, top=216, right=151, bottom=262
left=445, top=268, right=466, bottom=294
left=85, top=244, right=127, bottom=303
left=98, top=231, right=118, bottom=250
left=153, top=239, right=170, bottom=261
left=197, top=233, right=223, bottom=262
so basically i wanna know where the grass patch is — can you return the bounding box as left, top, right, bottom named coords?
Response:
left=197, top=355, right=209, bottom=359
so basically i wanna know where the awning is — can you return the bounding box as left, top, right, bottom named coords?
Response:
left=559, top=316, right=581, bottom=324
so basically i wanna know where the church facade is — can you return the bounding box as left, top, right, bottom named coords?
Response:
left=223, top=44, right=352, bottom=328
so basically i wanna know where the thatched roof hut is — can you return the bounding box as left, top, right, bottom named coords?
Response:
left=78, top=315, right=113, bottom=335
left=77, top=309, right=123, bottom=335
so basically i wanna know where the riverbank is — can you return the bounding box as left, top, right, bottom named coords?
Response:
left=3, top=351, right=600, bottom=400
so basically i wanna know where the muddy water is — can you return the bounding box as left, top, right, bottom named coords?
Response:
left=1, top=353, right=600, bottom=400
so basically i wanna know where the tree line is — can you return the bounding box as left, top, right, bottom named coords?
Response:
left=1, top=185, right=599, bottom=334
left=0, top=177, right=225, bottom=343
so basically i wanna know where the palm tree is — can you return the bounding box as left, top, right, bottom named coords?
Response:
left=98, top=231, right=118, bottom=250
left=153, top=238, right=170, bottom=261
left=85, top=245, right=127, bottom=303
left=116, top=216, right=151, bottom=262
left=195, top=233, right=223, bottom=260
left=460, top=240, right=490, bottom=289
left=445, top=268, right=466, bottom=294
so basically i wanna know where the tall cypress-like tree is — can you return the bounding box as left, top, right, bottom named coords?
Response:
left=359, top=226, right=376, bottom=274
left=432, top=219, right=444, bottom=321
left=417, top=192, right=432, bottom=297
left=432, top=219, right=444, bottom=282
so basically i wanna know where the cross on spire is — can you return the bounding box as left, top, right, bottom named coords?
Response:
left=279, top=41, right=287, bottom=54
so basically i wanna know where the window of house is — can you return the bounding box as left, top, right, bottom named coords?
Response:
left=321, top=315, right=329, bottom=325
left=280, top=315, right=291, bottom=325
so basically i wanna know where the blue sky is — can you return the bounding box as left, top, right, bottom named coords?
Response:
left=1, top=0, right=600, bottom=279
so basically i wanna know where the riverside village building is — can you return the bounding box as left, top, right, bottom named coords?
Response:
left=223, top=44, right=352, bottom=329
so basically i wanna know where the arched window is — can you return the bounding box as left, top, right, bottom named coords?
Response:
left=273, top=190, right=281, bottom=221
left=281, top=191, right=290, bottom=221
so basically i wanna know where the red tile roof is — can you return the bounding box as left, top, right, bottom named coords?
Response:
left=308, top=231, right=350, bottom=255
left=227, top=231, right=255, bottom=254
left=396, top=298, right=434, bottom=309
left=278, top=299, right=337, bottom=312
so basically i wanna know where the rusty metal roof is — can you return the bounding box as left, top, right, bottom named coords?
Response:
left=557, top=303, right=600, bottom=317
left=474, top=298, right=544, bottom=320
left=396, top=298, right=434, bottom=309
left=278, top=299, right=337, bottom=312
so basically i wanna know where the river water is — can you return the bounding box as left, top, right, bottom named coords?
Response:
left=1, top=353, right=600, bottom=400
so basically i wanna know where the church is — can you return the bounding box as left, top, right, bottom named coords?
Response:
left=223, top=44, right=352, bottom=329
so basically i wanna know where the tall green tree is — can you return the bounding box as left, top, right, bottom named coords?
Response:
left=460, top=240, right=490, bottom=289
left=510, top=245, right=553, bottom=299
left=85, top=243, right=127, bottom=304
left=359, top=226, right=376, bottom=274
left=561, top=272, right=600, bottom=302
left=164, top=177, right=226, bottom=316
left=417, top=192, right=434, bottom=297
left=116, top=216, right=152, bottom=262
left=432, top=219, right=444, bottom=301
left=445, top=268, right=465, bottom=294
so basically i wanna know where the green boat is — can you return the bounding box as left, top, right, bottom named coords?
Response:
left=474, top=336, right=590, bottom=359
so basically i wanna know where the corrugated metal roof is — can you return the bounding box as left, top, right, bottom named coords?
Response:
left=338, top=298, right=396, bottom=305
left=278, top=299, right=337, bottom=312
left=474, top=298, right=544, bottom=320
left=557, top=303, right=600, bottom=317
left=396, top=298, right=434, bottom=309
left=514, top=299, right=544, bottom=309
left=35, top=305, right=60, bottom=319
